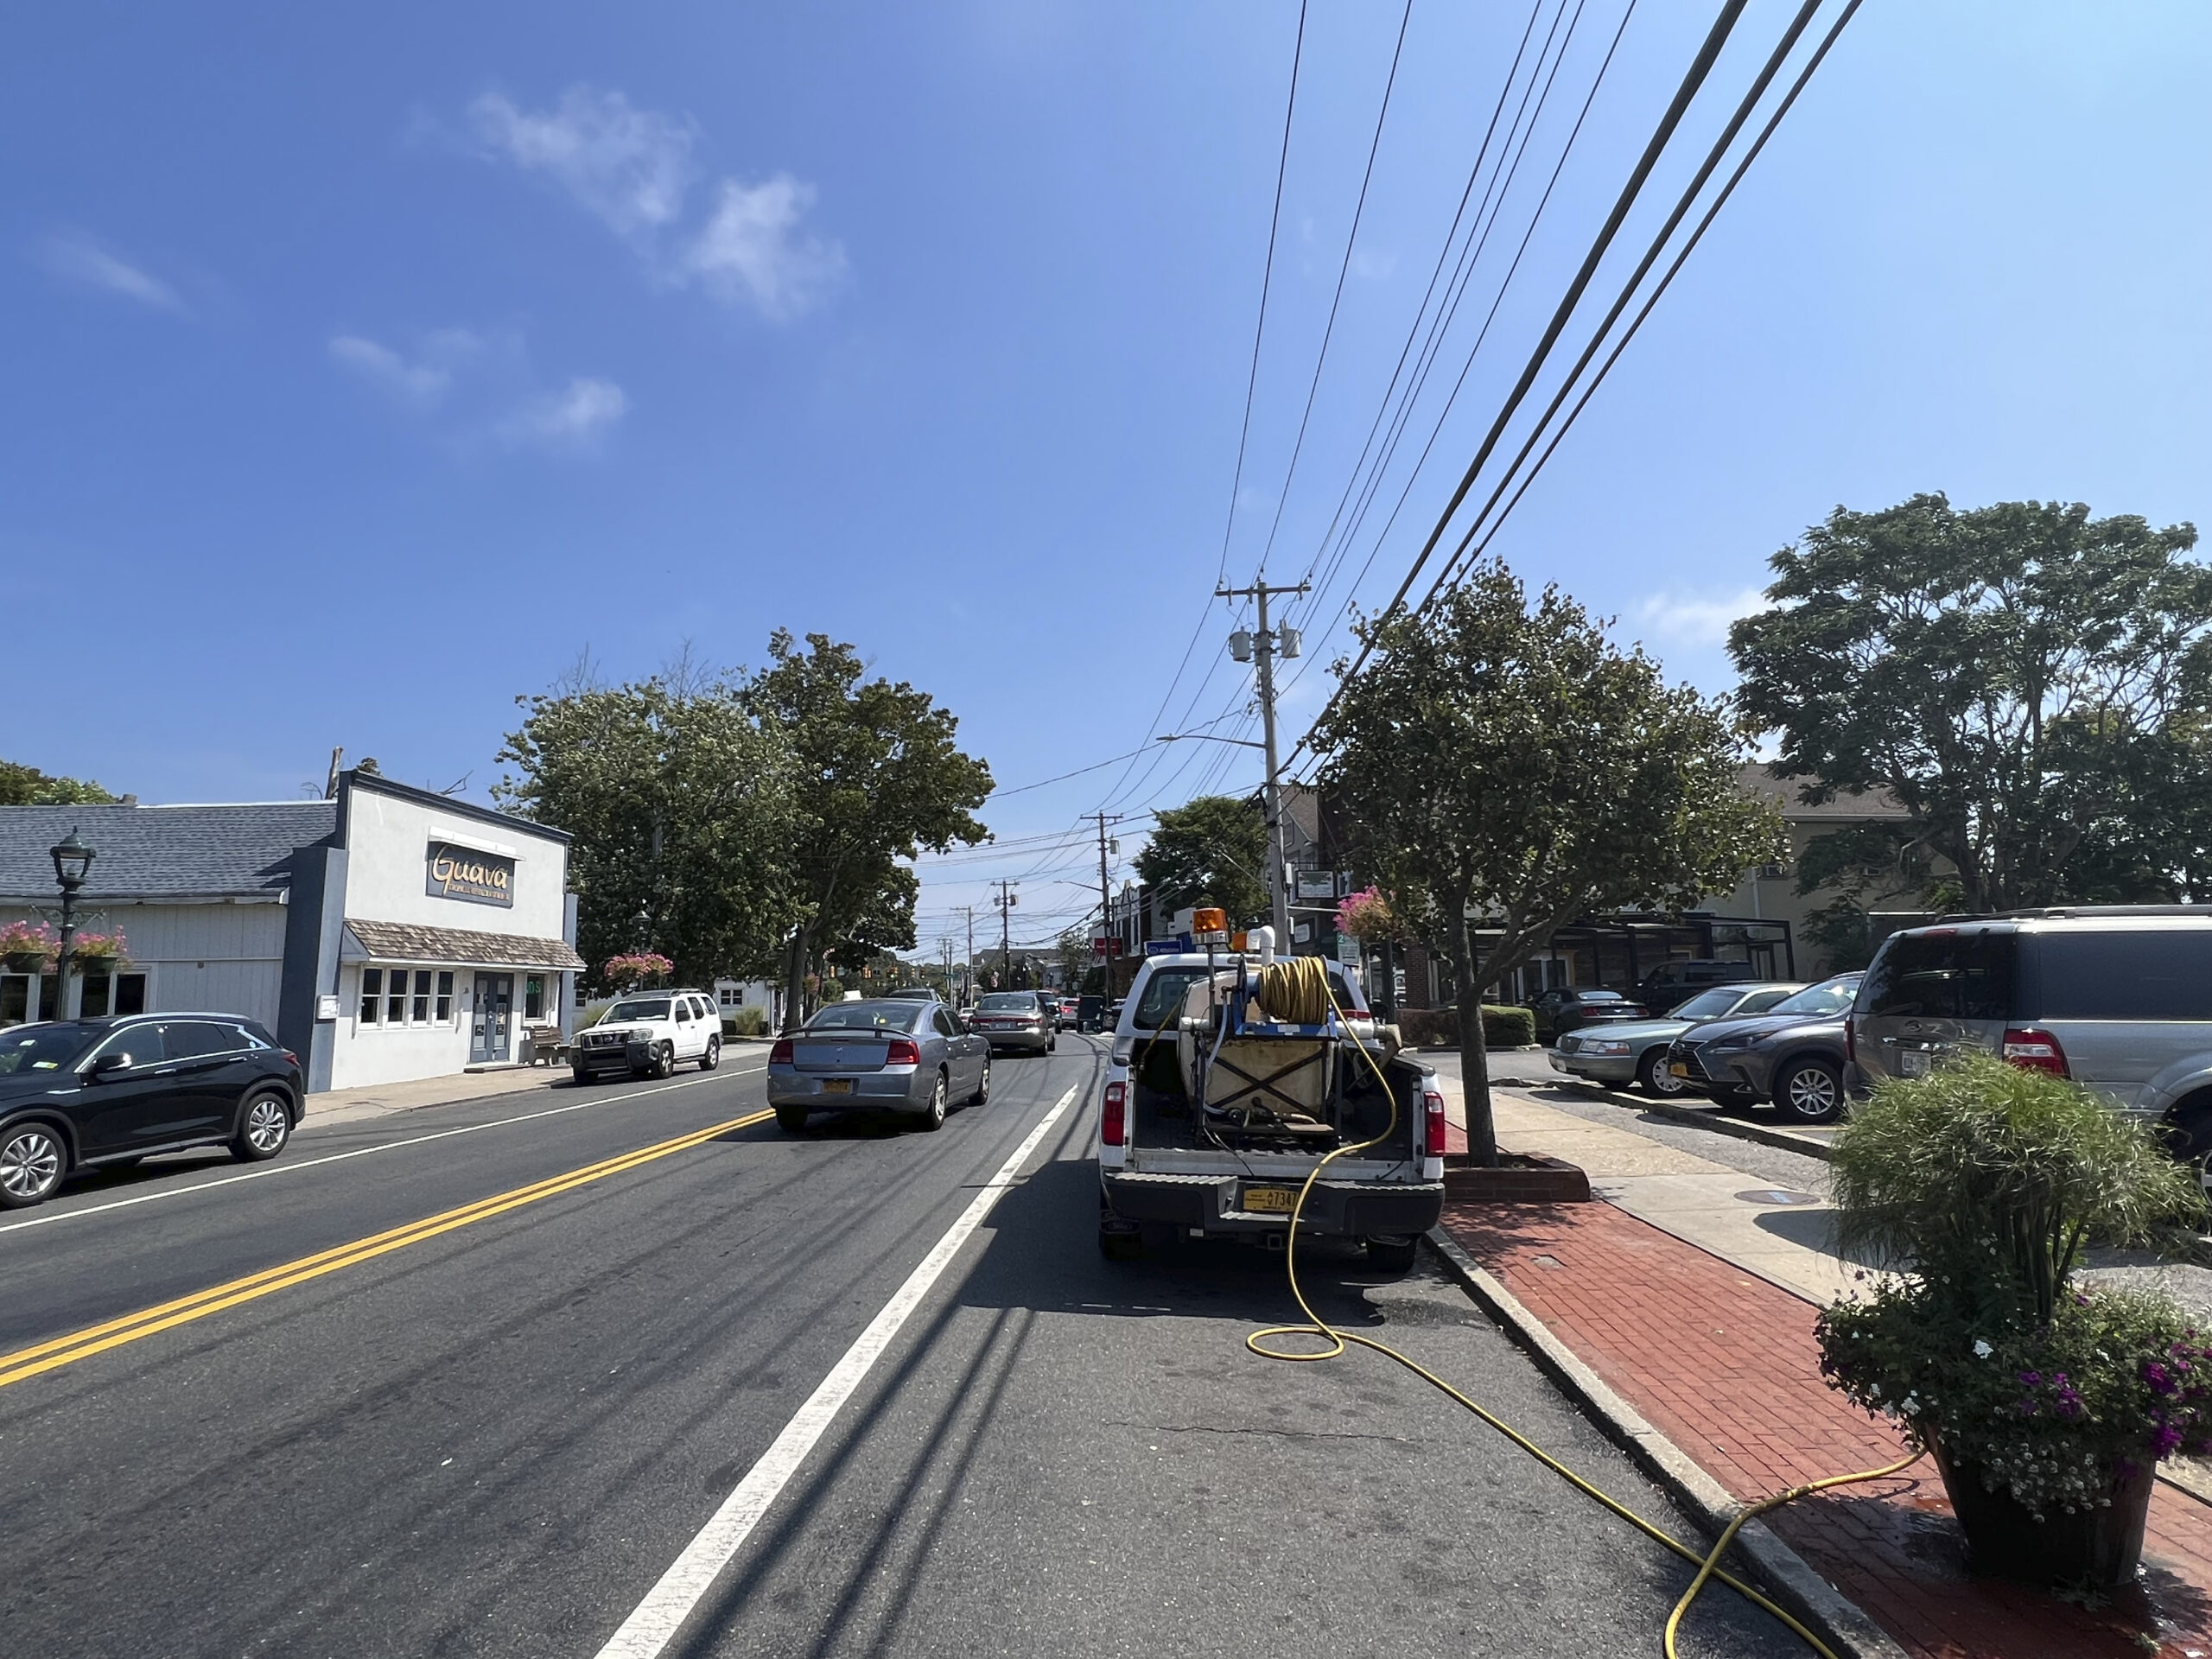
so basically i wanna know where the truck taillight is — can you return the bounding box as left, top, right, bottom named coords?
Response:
left=2001, top=1027, right=2068, bottom=1076
left=769, top=1038, right=794, bottom=1064
left=1423, top=1088, right=1447, bottom=1158
left=1102, top=1081, right=1126, bottom=1147
left=885, top=1038, right=921, bottom=1065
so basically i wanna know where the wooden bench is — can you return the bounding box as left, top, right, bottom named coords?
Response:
left=522, top=1024, right=567, bottom=1065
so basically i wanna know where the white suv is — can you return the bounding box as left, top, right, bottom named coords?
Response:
left=572, top=989, right=723, bottom=1083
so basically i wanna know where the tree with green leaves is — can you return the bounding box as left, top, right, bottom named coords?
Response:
left=496, top=671, right=797, bottom=991
left=744, top=632, right=992, bottom=1032
left=1731, top=494, right=2212, bottom=914
left=1135, top=795, right=1268, bottom=927
left=1313, top=563, right=1782, bottom=1163
left=0, top=760, right=117, bottom=805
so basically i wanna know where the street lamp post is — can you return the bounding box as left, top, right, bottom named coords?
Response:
left=48, top=829, right=95, bottom=1022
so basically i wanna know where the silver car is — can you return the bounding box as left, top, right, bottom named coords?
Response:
left=969, top=990, right=1056, bottom=1055
left=767, top=999, right=990, bottom=1134
left=1551, top=982, right=1803, bottom=1095
left=1852, top=911, right=2212, bottom=1153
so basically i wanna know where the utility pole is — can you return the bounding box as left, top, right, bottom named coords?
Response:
left=1094, top=810, right=1124, bottom=995
left=957, top=906, right=976, bottom=1006
left=1217, top=576, right=1309, bottom=947
left=992, top=882, right=1017, bottom=988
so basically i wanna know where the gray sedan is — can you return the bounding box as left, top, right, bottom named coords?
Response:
left=967, top=990, right=1056, bottom=1055
left=1549, top=982, right=1803, bottom=1095
left=767, top=999, right=990, bottom=1134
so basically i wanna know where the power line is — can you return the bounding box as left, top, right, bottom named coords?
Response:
left=1252, top=0, right=1415, bottom=578
left=1287, top=0, right=1753, bottom=757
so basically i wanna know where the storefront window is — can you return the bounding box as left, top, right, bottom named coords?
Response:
left=360, top=968, right=383, bottom=1024
left=524, top=976, right=545, bottom=1020
left=410, top=970, right=431, bottom=1023
left=385, top=969, right=409, bottom=1025
left=435, top=971, right=454, bottom=1022
left=1, top=975, right=29, bottom=1027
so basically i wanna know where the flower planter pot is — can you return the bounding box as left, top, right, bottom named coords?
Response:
left=73, top=958, right=123, bottom=976
left=3, top=950, right=49, bottom=976
left=1935, top=1444, right=2155, bottom=1588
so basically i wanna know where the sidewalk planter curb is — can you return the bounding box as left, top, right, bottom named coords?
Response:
left=1536, top=1076, right=1837, bottom=1161
left=1423, top=1225, right=1912, bottom=1659
left=1442, top=1154, right=1592, bottom=1203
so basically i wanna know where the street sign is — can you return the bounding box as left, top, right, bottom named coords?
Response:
left=1143, top=935, right=1194, bottom=957
left=1335, top=934, right=1361, bottom=965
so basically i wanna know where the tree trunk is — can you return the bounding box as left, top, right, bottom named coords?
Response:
left=779, top=928, right=811, bottom=1035
left=1446, top=906, right=1497, bottom=1166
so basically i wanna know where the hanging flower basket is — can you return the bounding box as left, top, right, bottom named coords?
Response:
left=1, top=922, right=55, bottom=976
left=67, top=931, right=130, bottom=974
left=604, top=951, right=673, bottom=988
left=1335, top=887, right=1405, bottom=944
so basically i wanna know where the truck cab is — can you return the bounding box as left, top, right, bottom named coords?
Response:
left=1095, top=951, right=1446, bottom=1273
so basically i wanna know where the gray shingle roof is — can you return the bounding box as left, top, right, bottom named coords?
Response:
left=0, top=803, right=337, bottom=900
left=345, top=918, right=585, bottom=971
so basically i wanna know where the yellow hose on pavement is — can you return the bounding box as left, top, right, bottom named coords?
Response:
left=1243, top=974, right=1921, bottom=1658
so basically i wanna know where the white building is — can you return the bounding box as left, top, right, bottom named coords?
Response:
left=0, top=770, right=582, bottom=1091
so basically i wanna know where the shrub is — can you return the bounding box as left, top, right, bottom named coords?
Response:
left=728, top=1006, right=769, bottom=1039
left=1395, top=1005, right=1535, bottom=1049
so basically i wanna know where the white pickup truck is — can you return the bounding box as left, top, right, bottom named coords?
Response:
left=1094, top=950, right=1446, bottom=1273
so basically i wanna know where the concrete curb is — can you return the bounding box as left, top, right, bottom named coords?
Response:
left=1423, top=1225, right=1910, bottom=1659
left=1525, top=1076, right=1839, bottom=1161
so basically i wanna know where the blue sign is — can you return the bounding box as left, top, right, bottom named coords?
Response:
left=1143, top=934, right=1196, bottom=957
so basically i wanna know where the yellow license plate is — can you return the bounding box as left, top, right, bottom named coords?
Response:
left=1243, top=1185, right=1297, bottom=1214
left=821, top=1077, right=855, bottom=1095
left=1669, top=1063, right=1690, bottom=1077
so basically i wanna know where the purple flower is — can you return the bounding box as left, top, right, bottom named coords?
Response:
left=2020, top=1370, right=2043, bottom=1386
left=2154, top=1424, right=2185, bottom=1458
left=2146, top=1362, right=2177, bottom=1396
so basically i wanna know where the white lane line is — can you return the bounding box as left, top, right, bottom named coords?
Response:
left=0, top=1058, right=769, bottom=1236
left=593, top=1084, right=1082, bottom=1659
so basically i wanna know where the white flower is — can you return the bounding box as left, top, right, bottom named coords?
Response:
left=1974, top=1339, right=1993, bottom=1358
left=1901, top=1393, right=1923, bottom=1416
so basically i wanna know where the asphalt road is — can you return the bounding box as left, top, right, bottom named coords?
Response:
left=0, top=1036, right=1800, bottom=1657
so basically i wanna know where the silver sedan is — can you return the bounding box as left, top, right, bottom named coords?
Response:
left=767, top=999, right=989, bottom=1134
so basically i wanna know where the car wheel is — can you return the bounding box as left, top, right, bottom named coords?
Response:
left=649, top=1042, right=675, bottom=1080
left=571, top=1065, right=594, bottom=1085
left=1635, top=1049, right=1688, bottom=1097
left=1098, top=1226, right=1141, bottom=1261
left=917, top=1072, right=948, bottom=1132
left=1776, top=1058, right=1845, bottom=1124
left=0, top=1122, right=66, bottom=1209
left=1365, top=1235, right=1421, bottom=1275
left=1047, top=1033, right=1057, bottom=1054
left=2162, top=1094, right=2212, bottom=1192
left=699, top=1035, right=721, bottom=1072
left=231, top=1090, right=294, bottom=1162
left=971, top=1057, right=991, bottom=1106
left=775, top=1106, right=810, bottom=1134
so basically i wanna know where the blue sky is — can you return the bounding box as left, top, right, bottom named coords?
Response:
left=5, top=2, right=2207, bottom=957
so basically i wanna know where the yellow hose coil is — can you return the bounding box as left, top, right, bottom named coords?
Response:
left=1242, top=971, right=1919, bottom=1658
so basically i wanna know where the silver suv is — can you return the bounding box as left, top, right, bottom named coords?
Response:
left=1851, top=910, right=2212, bottom=1149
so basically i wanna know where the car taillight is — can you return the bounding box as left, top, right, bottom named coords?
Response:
left=1843, top=1017, right=1855, bottom=1063
left=2001, top=1027, right=2068, bottom=1075
left=1102, top=1081, right=1126, bottom=1147
left=1423, top=1087, right=1447, bottom=1158
left=769, top=1038, right=794, bottom=1064
left=885, top=1038, right=921, bottom=1065
left=280, top=1050, right=300, bottom=1069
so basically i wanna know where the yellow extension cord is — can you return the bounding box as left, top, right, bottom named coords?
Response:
left=1236, top=961, right=1921, bottom=1658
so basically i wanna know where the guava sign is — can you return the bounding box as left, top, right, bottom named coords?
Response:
left=426, top=842, right=515, bottom=908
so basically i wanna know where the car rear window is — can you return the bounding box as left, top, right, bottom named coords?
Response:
left=808, top=1002, right=925, bottom=1032
left=1860, top=932, right=2014, bottom=1020
left=1133, top=969, right=1210, bottom=1031
left=976, top=993, right=1038, bottom=1013
left=2030, top=931, right=2212, bottom=1021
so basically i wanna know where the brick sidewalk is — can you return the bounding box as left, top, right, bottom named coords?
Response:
left=1440, top=1195, right=2212, bottom=1657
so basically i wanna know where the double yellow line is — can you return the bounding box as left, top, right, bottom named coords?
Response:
left=0, top=1107, right=773, bottom=1392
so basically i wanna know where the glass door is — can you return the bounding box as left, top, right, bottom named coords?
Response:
left=470, top=973, right=514, bottom=1063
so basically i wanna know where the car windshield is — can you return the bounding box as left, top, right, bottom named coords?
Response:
left=808, top=1002, right=925, bottom=1032
left=1768, top=979, right=1859, bottom=1017
left=976, top=994, right=1036, bottom=1012
left=0, top=1025, right=95, bottom=1075
left=1670, top=988, right=1747, bottom=1020
left=605, top=999, right=671, bottom=1021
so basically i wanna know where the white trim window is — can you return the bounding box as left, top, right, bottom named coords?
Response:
left=359, top=967, right=457, bottom=1027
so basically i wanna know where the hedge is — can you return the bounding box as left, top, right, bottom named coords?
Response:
left=1395, top=1005, right=1536, bottom=1049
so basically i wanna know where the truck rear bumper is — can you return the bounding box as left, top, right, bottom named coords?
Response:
left=1101, top=1169, right=1444, bottom=1239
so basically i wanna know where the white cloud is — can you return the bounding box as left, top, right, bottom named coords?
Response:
left=1351, top=247, right=1396, bottom=282
left=1634, top=588, right=1768, bottom=649
left=465, top=85, right=843, bottom=321
left=470, top=86, right=696, bottom=239
left=35, top=232, right=186, bottom=314
left=497, top=378, right=627, bottom=449
left=328, top=333, right=470, bottom=404
left=678, top=175, right=846, bottom=319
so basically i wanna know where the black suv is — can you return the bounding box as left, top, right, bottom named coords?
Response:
left=0, top=1014, right=302, bottom=1210
left=1660, top=973, right=1863, bottom=1123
